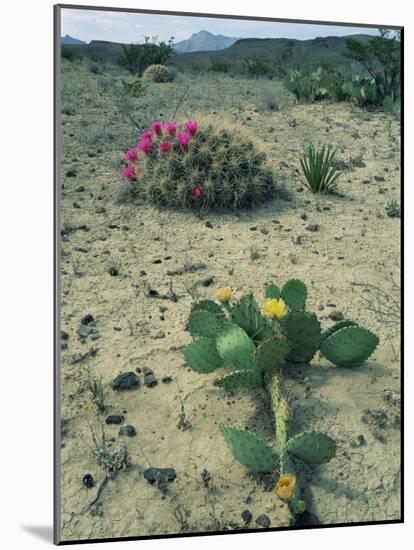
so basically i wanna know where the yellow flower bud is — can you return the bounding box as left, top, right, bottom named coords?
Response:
left=275, top=474, right=296, bottom=501
left=262, top=298, right=287, bottom=319
left=216, top=287, right=233, bottom=303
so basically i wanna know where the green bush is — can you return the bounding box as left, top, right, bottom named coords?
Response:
left=300, top=144, right=343, bottom=193
left=283, top=66, right=342, bottom=102
left=256, top=81, right=295, bottom=112
left=211, top=62, right=230, bottom=73
left=121, top=116, right=277, bottom=211
left=121, top=78, right=147, bottom=96
left=61, top=46, right=75, bottom=62
left=341, top=74, right=381, bottom=107
left=119, top=36, right=173, bottom=75
left=243, top=57, right=274, bottom=78
left=143, top=64, right=173, bottom=82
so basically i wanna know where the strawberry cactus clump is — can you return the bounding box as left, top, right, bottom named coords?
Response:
left=120, top=116, right=277, bottom=211
left=184, top=280, right=379, bottom=517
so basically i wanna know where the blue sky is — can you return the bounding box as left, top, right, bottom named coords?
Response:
left=61, top=8, right=381, bottom=44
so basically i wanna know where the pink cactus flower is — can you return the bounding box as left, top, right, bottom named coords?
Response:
left=151, top=120, right=163, bottom=136
left=160, top=140, right=171, bottom=153
left=138, top=137, right=152, bottom=155
left=177, top=131, right=191, bottom=150
left=124, top=147, right=138, bottom=162
left=141, top=130, right=153, bottom=141
left=165, top=121, right=177, bottom=137
left=121, top=163, right=136, bottom=180
left=184, top=120, right=198, bottom=137
left=191, top=184, right=204, bottom=199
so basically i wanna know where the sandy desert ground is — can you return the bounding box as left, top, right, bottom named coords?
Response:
left=58, top=62, right=401, bottom=541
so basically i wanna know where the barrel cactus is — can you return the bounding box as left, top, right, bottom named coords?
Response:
left=183, top=281, right=379, bottom=518
left=143, top=64, right=173, bottom=82
left=121, top=116, right=277, bottom=211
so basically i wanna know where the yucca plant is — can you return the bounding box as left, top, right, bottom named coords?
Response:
left=300, top=144, right=342, bottom=193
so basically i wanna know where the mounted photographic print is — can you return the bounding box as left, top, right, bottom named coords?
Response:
left=54, top=4, right=403, bottom=544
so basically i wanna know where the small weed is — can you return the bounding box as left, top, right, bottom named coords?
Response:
left=249, top=246, right=261, bottom=262
left=385, top=200, right=400, bottom=218
left=90, top=425, right=130, bottom=477
left=89, top=377, right=106, bottom=413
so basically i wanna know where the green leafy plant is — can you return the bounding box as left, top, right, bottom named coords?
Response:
left=119, top=36, right=174, bottom=75
left=300, top=144, right=343, bottom=193
left=121, top=78, right=147, bottom=97
left=183, top=281, right=379, bottom=516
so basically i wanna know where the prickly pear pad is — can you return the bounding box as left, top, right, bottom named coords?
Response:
left=187, top=309, right=223, bottom=338
left=281, top=279, right=307, bottom=311
left=216, top=323, right=256, bottom=370
left=320, top=325, right=379, bottom=367
left=255, top=335, right=290, bottom=371
left=184, top=337, right=224, bottom=373
left=220, top=425, right=279, bottom=472
left=191, top=299, right=226, bottom=320
left=265, top=283, right=281, bottom=300
left=286, top=431, right=336, bottom=464
left=282, top=311, right=321, bottom=363
left=214, top=369, right=264, bottom=391
left=230, top=293, right=271, bottom=341
left=320, top=320, right=358, bottom=342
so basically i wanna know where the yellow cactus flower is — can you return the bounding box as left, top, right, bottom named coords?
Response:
left=275, top=474, right=296, bottom=501
left=216, top=287, right=233, bottom=303
left=263, top=298, right=287, bottom=319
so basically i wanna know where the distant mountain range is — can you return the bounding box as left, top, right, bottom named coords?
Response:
left=173, top=30, right=239, bottom=53
left=61, top=34, right=87, bottom=45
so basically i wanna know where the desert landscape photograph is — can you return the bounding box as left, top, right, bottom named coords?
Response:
left=56, top=6, right=402, bottom=543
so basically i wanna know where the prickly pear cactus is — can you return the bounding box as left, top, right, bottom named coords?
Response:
left=286, top=431, right=336, bottom=464
left=320, top=325, right=379, bottom=367
left=220, top=425, right=278, bottom=472
left=183, top=280, right=379, bottom=518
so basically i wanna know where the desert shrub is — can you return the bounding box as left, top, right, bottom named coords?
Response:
left=211, top=62, right=230, bottom=73
left=121, top=78, right=147, bottom=96
left=119, top=36, right=173, bottom=75
left=341, top=74, right=381, bottom=107
left=383, top=96, right=401, bottom=118
left=243, top=57, right=274, bottom=78
left=256, top=81, right=295, bottom=112
left=143, top=64, right=173, bottom=82
left=344, top=30, right=401, bottom=102
left=120, top=116, right=277, bottom=211
left=300, top=144, right=343, bottom=193
left=97, top=75, right=113, bottom=92
left=61, top=46, right=75, bottom=61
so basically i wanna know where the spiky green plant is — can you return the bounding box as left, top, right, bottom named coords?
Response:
left=183, top=281, right=379, bottom=517
left=121, top=116, right=277, bottom=211
left=143, top=64, right=173, bottom=82
left=300, top=144, right=343, bottom=193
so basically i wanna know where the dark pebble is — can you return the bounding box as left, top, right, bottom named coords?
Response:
left=374, top=175, right=385, bottom=182
left=109, top=267, right=119, bottom=276
left=241, top=510, right=252, bottom=525
left=202, top=277, right=214, bottom=287
left=119, top=425, right=137, bottom=437
left=77, top=324, right=92, bottom=337
left=255, top=514, right=271, bottom=528
left=306, top=224, right=319, bottom=232
left=81, top=314, right=95, bottom=326
left=162, top=376, right=173, bottom=384
left=152, top=259, right=162, bottom=264
left=143, top=368, right=158, bottom=387
left=61, top=330, right=69, bottom=341
left=82, top=473, right=95, bottom=488
left=111, top=372, right=140, bottom=391
left=66, top=170, right=77, bottom=177
left=75, top=185, right=85, bottom=192
left=205, top=221, right=213, bottom=228
left=328, top=311, right=344, bottom=321
left=249, top=226, right=257, bottom=231
left=300, top=213, right=308, bottom=220
left=73, top=202, right=81, bottom=209
left=105, top=415, right=124, bottom=425
left=144, top=467, right=176, bottom=484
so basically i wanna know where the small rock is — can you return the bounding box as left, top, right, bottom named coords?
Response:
left=81, top=314, right=95, bottom=326
left=66, top=170, right=77, bottom=177
left=109, top=267, right=118, bottom=276
left=358, top=434, right=367, bottom=445
left=241, top=510, right=252, bottom=525
left=61, top=330, right=69, bottom=341
left=144, top=467, right=176, bottom=484
left=90, top=333, right=101, bottom=341
left=329, top=311, right=344, bottom=321
left=255, top=514, right=271, bottom=528
left=205, top=221, right=213, bottom=228
left=96, top=206, right=106, bottom=214
left=77, top=324, right=92, bottom=337
left=105, top=415, right=124, bottom=425
left=74, top=246, right=88, bottom=253
left=111, top=372, right=140, bottom=391
left=144, top=367, right=158, bottom=388
left=249, top=226, right=257, bottom=231
left=306, top=224, right=319, bottom=232
left=300, top=213, right=308, bottom=220
left=152, top=259, right=162, bottom=264
left=119, top=425, right=136, bottom=437
left=152, top=330, right=165, bottom=340
left=75, top=185, right=85, bottom=192
left=82, top=473, right=95, bottom=488
left=162, top=376, right=173, bottom=384
left=73, top=202, right=81, bottom=209
left=374, top=175, right=385, bottom=182
left=362, top=179, right=371, bottom=184
left=202, top=276, right=214, bottom=287
left=293, top=235, right=303, bottom=245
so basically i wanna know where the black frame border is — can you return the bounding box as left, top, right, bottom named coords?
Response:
left=53, top=4, right=404, bottom=545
